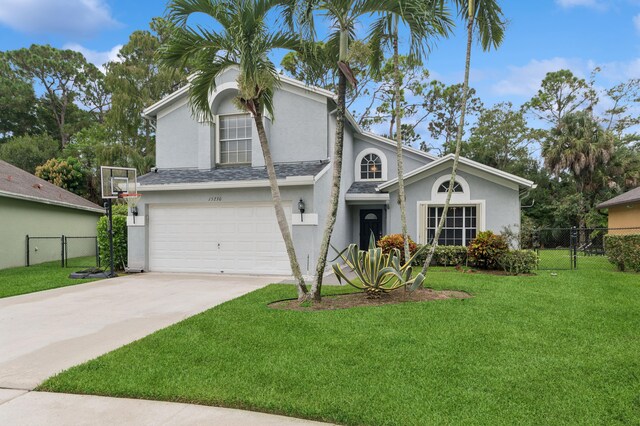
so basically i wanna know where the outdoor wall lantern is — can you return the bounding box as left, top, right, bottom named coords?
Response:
left=131, top=206, right=139, bottom=216
left=298, top=198, right=305, bottom=222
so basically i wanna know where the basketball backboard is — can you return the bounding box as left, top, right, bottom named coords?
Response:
left=100, top=166, right=137, bottom=199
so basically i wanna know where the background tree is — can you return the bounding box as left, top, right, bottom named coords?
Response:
left=463, top=102, right=541, bottom=175
left=105, top=18, right=188, bottom=174
left=359, top=55, right=427, bottom=137
left=430, top=81, right=482, bottom=153
left=0, top=52, right=37, bottom=140
left=524, top=69, right=598, bottom=128
left=35, top=157, right=86, bottom=194
left=6, top=45, right=103, bottom=148
left=542, top=111, right=615, bottom=227
left=0, top=134, right=59, bottom=173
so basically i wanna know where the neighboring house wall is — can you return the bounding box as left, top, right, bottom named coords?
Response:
left=0, top=197, right=101, bottom=269
left=607, top=203, right=640, bottom=234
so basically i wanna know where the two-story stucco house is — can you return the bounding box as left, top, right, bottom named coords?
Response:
left=128, top=67, right=535, bottom=276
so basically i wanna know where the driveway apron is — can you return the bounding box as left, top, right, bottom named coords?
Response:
left=0, top=273, right=276, bottom=390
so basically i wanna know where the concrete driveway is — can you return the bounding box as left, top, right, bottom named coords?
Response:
left=0, top=273, right=278, bottom=390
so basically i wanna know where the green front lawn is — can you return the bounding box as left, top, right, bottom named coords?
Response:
left=40, top=269, right=640, bottom=425
left=0, top=257, right=99, bottom=298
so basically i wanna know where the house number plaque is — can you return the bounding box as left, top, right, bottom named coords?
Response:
left=208, top=196, right=222, bottom=202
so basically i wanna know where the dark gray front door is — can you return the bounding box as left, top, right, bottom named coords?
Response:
left=359, top=209, right=383, bottom=249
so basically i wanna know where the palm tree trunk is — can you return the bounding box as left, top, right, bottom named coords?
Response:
left=421, top=14, right=475, bottom=275
left=253, top=108, right=308, bottom=300
left=310, top=71, right=347, bottom=302
left=392, top=31, right=410, bottom=264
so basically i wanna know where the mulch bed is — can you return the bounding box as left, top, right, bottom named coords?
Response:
left=269, top=288, right=472, bottom=311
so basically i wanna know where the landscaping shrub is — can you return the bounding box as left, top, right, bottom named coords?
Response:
left=434, top=246, right=468, bottom=266
left=377, top=234, right=417, bottom=264
left=111, top=203, right=128, bottom=216
left=467, top=231, right=508, bottom=269
left=605, top=234, right=640, bottom=272
left=97, top=207, right=127, bottom=270
left=411, top=245, right=467, bottom=267
left=498, top=250, right=538, bottom=275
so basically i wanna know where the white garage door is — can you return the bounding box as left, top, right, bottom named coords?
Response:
left=149, top=203, right=291, bottom=275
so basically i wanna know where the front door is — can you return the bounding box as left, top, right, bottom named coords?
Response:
left=359, top=209, right=383, bottom=249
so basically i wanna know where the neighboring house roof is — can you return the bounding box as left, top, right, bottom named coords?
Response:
left=138, top=161, right=329, bottom=191
left=378, top=154, right=537, bottom=193
left=142, top=67, right=437, bottom=163
left=0, top=160, right=103, bottom=213
left=597, top=186, right=640, bottom=209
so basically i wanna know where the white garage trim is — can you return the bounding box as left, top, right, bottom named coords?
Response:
left=148, top=202, right=292, bottom=275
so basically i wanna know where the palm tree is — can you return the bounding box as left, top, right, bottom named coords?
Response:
left=160, top=0, right=309, bottom=299
left=421, top=0, right=506, bottom=275
left=296, top=0, right=450, bottom=301
left=368, top=3, right=451, bottom=263
left=543, top=110, right=615, bottom=227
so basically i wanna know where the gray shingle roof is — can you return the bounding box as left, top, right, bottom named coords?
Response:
left=346, top=181, right=384, bottom=194
left=0, top=160, right=102, bottom=212
left=597, top=186, right=640, bottom=209
left=139, top=161, right=329, bottom=186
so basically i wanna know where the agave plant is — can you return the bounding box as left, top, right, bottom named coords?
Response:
left=332, top=234, right=426, bottom=298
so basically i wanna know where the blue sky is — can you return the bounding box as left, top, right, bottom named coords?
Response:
left=0, top=0, right=639, bottom=110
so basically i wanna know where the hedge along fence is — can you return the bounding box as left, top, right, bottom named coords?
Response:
left=605, top=234, right=640, bottom=272
left=97, top=204, right=128, bottom=271
left=498, top=250, right=538, bottom=275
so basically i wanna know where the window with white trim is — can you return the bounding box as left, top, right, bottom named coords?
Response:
left=219, top=114, right=252, bottom=164
left=360, top=153, right=382, bottom=180
left=427, top=206, right=477, bottom=246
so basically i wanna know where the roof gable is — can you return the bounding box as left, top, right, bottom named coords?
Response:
left=378, top=154, right=536, bottom=192
left=0, top=160, right=103, bottom=213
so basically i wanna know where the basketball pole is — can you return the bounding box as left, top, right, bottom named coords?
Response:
left=104, top=198, right=115, bottom=278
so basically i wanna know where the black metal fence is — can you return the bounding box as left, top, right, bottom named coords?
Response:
left=522, top=227, right=640, bottom=271
left=26, top=235, right=99, bottom=268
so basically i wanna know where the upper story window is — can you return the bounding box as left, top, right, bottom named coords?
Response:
left=360, top=153, right=382, bottom=180
left=437, top=181, right=463, bottom=193
left=219, top=114, right=252, bottom=165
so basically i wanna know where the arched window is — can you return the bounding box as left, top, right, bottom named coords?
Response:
left=437, top=181, right=463, bottom=193
left=360, top=153, right=382, bottom=180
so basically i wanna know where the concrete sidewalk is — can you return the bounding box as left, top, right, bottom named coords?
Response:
left=0, top=273, right=280, bottom=390
left=0, top=390, right=332, bottom=425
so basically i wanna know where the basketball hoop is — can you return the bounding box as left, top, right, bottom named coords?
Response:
left=121, top=193, right=142, bottom=223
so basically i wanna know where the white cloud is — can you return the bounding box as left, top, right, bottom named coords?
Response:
left=556, top=0, right=606, bottom=9
left=491, top=57, right=587, bottom=97
left=633, top=14, right=640, bottom=33
left=64, top=43, right=122, bottom=71
left=595, top=58, right=640, bottom=80
left=0, top=0, right=119, bottom=37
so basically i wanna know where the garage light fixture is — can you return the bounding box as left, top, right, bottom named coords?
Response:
left=298, top=198, right=305, bottom=222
